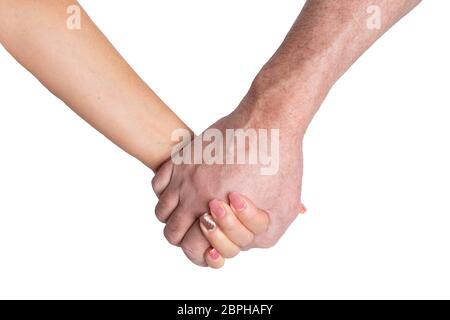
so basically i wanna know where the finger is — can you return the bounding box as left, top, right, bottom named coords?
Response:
left=209, top=199, right=254, bottom=247
left=163, top=204, right=196, bottom=246
left=228, top=192, right=269, bottom=235
left=199, top=214, right=240, bottom=259
left=205, top=248, right=225, bottom=269
left=154, top=189, right=179, bottom=223
left=180, top=221, right=210, bottom=267
left=151, top=161, right=174, bottom=198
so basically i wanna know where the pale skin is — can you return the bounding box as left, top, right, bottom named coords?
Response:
left=153, top=0, right=423, bottom=266
left=0, top=0, right=273, bottom=268
left=0, top=0, right=189, bottom=171
left=0, top=1, right=423, bottom=268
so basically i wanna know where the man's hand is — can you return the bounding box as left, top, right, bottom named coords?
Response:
left=152, top=92, right=304, bottom=266
left=153, top=0, right=422, bottom=266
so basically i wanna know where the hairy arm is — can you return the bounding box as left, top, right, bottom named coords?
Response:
left=153, top=0, right=423, bottom=266
left=248, top=0, right=422, bottom=134
left=0, top=0, right=191, bottom=170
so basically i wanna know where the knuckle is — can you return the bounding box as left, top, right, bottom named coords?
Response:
left=253, top=216, right=270, bottom=235
left=260, top=242, right=274, bottom=249
left=238, top=233, right=254, bottom=248
left=154, top=205, right=166, bottom=222
left=151, top=161, right=174, bottom=195
left=154, top=193, right=179, bottom=222
left=154, top=209, right=165, bottom=222
left=155, top=197, right=169, bottom=212
left=151, top=175, right=165, bottom=196
left=219, top=220, right=237, bottom=234
left=257, top=235, right=279, bottom=249
left=253, top=224, right=269, bottom=236
left=262, top=240, right=277, bottom=248
left=188, top=167, right=218, bottom=197
left=189, top=167, right=204, bottom=185
left=163, top=224, right=183, bottom=246
left=155, top=204, right=169, bottom=222
left=222, top=247, right=240, bottom=259
left=151, top=176, right=159, bottom=193
left=181, top=243, right=207, bottom=267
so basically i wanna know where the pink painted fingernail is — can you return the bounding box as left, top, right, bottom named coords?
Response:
left=229, top=192, right=246, bottom=212
left=200, top=213, right=216, bottom=231
left=299, top=203, right=307, bottom=214
left=210, top=200, right=226, bottom=218
left=208, top=248, right=220, bottom=260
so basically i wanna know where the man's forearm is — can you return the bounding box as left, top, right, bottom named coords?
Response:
left=0, top=0, right=191, bottom=170
left=246, top=0, right=422, bottom=136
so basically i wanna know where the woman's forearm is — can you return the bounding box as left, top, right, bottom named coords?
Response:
left=0, top=0, right=191, bottom=171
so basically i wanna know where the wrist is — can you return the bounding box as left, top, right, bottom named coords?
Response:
left=147, top=124, right=194, bottom=172
left=239, top=54, right=334, bottom=139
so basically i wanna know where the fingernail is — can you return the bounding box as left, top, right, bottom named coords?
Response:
left=229, top=192, right=246, bottom=212
left=210, top=200, right=226, bottom=218
left=200, top=213, right=216, bottom=231
left=299, top=204, right=307, bottom=214
left=208, top=248, right=220, bottom=260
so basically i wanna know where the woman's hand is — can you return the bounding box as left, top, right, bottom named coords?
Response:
left=201, top=193, right=306, bottom=269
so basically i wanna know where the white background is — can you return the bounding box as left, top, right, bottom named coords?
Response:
left=0, top=0, right=449, bottom=299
